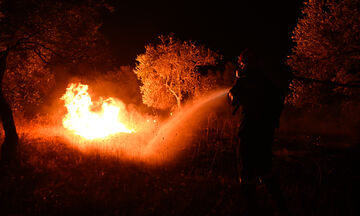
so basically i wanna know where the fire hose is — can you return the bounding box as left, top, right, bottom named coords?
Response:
left=229, top=75, right=360, bottom=115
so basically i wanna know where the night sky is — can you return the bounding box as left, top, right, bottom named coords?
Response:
left=101, top=1, right=304, bottom=66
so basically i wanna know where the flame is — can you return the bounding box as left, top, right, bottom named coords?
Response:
left=61, top=83, right=134, bottom=139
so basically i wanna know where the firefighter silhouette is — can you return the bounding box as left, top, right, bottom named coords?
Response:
left=228, top=48, right=291, bottom=215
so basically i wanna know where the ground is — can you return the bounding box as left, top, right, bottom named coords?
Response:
left=0, top=116, right=359, bottom=216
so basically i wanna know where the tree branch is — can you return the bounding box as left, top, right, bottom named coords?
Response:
left=20, top=41, right=63, bottom=58
left=164, top=81, right=179, bottom=103
left=7, top=30, right=45, bottom=51
left=33, top=48, right=49, bottom=64
left=293, top=75, right=360, bottom=88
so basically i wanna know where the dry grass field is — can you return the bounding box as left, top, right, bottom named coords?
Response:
left=0, top=104, right=359, bottom=216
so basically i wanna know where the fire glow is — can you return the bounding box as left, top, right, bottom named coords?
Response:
left=61, top=83, right=135, bottom=139
left=54, top=83, right=227, bottom=164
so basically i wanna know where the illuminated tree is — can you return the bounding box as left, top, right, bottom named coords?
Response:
left=287, top=0, right=360, bottom=106
left=134, top=35, right=221, bottom=110
left=0, top=0, right=108, bottom=163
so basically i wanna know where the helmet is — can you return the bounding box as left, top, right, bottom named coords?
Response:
left=238, top=48, right=258, bottom=69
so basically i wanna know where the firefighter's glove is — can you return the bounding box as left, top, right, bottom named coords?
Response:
left=227, top=90, right=234, bottom=105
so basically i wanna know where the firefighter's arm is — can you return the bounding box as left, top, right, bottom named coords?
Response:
left=227, top=78, right=244, bottom=115
left=227, top=90, right=234, bottom=105
left=227, top=78, right=243, bottom=106
left=227, top=90, right=241, bottom=115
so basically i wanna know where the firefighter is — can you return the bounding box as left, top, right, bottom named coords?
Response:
left=228, top=48, right=290, bottom=215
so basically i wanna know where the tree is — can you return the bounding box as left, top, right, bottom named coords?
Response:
left=0, top=49, right=18, bottom=164
left=0, top=0, right=108, bottom=164
left=134, top=35, right=221, bottom=111
left=287, top=0, right=360, bottom=106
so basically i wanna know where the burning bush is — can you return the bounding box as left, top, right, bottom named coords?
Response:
left=61, top=83, right=135, bottom=139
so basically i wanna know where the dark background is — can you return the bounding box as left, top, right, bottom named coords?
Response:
left=101, top=1, right=304, bottom=66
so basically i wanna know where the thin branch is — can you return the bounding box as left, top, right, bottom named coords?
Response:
left=20, top=41, right=63, bottom=57
left=164, top=82, right=179, bottom=101
left=33, top=48, right=49, bottom=64
left=21, top=29, right=44, bottom=42
left=293, top=75, right=360, bottom=88
left=7, top=30, right=45, bottom=51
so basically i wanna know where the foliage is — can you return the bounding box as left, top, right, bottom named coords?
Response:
left=134, top=35, right=221, bottom=111
left=287, top=0, right=360, bottom=107
left=2, top=52, right=54, bottom=112
left=0, top=0, right=109, bottom=113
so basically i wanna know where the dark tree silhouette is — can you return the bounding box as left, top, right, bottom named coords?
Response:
left=0, top=49, right=18, bottom=164
left=0, top=0, right=109, bottom=164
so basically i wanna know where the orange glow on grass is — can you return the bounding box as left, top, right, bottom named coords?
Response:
left=41, top=84, right=228, bottom=165
left=61, top=83, right=135, bottom=139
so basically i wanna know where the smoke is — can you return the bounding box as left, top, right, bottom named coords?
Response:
left=141, top=89, right=230, bottom=165
left=21, top=66, right=233, bottom=166
left=31, top=87, right=231, bottom=165
left=39, top=65, right=143, bottom=115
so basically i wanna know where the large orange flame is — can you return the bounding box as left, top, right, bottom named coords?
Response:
left=61, top=83, right=135, bottom=139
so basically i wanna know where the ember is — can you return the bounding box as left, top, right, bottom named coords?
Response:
left=61, top=83, right=135, bottom=139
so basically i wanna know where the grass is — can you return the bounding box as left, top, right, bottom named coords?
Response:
left=0, top=111, right=359, bottom=216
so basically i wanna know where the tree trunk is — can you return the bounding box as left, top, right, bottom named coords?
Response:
left=0, top=50, right=19, bottom=165
left=165, top=85, right=182, bottom=110
left=177, top=73, right=182, bottom=110
left=176, top=96, right=181, bottom=110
